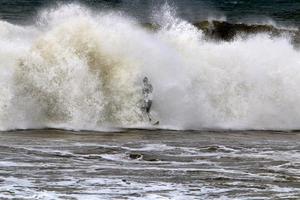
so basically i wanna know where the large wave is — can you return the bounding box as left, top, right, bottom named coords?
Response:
left=0, top=3, right=300, bottom=131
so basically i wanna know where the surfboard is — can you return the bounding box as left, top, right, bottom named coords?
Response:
left=152, top=121, right=159, bottom=126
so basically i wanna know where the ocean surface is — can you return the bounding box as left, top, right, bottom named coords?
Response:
left=0, top=1, right=300, bottom=199
left=0, top=130, right=299, bottom=199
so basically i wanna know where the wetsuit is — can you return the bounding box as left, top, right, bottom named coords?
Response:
left=142, top=78, right=153, bottom=120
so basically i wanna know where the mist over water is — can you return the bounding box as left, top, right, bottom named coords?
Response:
left=0, top=3, right=300, bottom=131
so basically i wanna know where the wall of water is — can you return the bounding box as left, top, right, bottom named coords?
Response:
left=0, top=4, right=299, bottom=131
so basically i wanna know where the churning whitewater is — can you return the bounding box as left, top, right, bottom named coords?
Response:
left=0, top=4, right=300, bottom=131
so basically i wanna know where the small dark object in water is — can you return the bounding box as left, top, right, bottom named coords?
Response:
left=122, top=179, right=131, bottom=185
left=207, top=146, right=219, bottom=152
left=145, top=158, right=159, bottom=162
left=129, top=153, right=143, bottom=160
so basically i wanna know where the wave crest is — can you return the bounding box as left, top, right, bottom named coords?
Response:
left=0, top=4, right=300, bottom=131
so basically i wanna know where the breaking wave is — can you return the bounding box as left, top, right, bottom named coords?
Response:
left=0, top=3, right=300, bottom=131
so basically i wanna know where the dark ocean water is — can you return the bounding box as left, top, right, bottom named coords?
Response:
left=0, top=0, right=300, bottom=26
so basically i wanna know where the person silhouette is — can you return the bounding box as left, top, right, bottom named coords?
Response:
left=142, top=77, right=153, bottom=121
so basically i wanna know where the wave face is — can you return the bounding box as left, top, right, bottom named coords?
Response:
left=0, top=4, right=300, bottom=131
left=193, top=21, right=300, bottom=43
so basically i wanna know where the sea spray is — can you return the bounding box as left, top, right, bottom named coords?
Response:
left=0, top=4, right=299, bottom=131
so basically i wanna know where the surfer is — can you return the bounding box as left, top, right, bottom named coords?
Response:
left=142, top=77, right=153, bottom=122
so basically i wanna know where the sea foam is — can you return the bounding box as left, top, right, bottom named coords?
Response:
left=0, top=3, right=299, bottom=131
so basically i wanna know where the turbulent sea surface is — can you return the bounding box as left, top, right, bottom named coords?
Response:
left=0, top=0, right=300, bottom=199
left=0, top=130, right=299, bottom=199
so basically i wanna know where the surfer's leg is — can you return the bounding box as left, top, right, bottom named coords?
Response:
left=146, top=100, right=152, bottom=121
left=147, top=112, right=152, bottom=121
left=146, top=101, right=152, bottom=113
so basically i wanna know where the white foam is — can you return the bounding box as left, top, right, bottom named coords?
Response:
left=0, top=3, right=299, bottom=131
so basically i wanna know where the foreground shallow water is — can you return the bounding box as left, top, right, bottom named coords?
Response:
left=0, top=130, right=299, bottom=199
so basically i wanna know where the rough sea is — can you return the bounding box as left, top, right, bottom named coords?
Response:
left=0, top=0, right=299, bottom=199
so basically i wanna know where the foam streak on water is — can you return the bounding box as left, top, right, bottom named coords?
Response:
left=0, top=4, right=300, bottom=131
left=0, top=130, right=299, bottom=199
